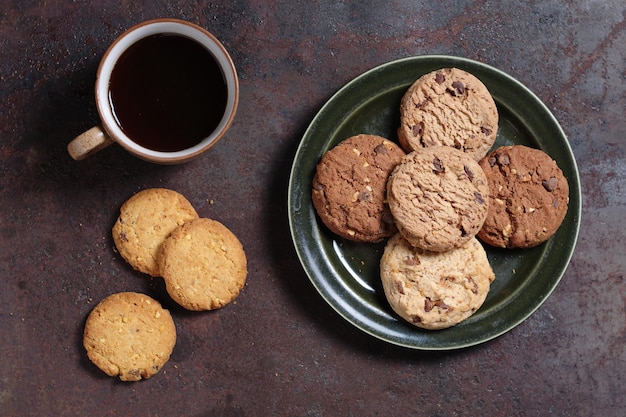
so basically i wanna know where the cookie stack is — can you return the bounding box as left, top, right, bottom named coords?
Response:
left=312, top=67, right=569, bottom=331
left=84, top=188, right=247, bottom=381
left=111, top=188, right=248, bottom=311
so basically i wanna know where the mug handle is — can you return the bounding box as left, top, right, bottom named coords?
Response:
left=67, top=126, right=114, bottom=160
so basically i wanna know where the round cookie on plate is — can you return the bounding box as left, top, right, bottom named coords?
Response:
left=380, top=234, right=495, bottom=330
left=397, top=67, right=498, bottom=161
left=159, top=218, right=247, bottom=311
left=386, top=146, right=489, bottom=252
left=312, top=134, right=406, bottom=242
left=112, top=188, right=199, bottom=277
left=83, top=292, right=177, bottom=381
left=477, top=145, right=570, bottom=248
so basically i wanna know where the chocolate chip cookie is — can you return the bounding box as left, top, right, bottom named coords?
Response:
left=312, top=134, right=406, bottom=242
left=380, top=234, right=495, bottom=330
left=387, top=146, right=489, bottom=252
left=477, top=145, right=569, bottom=248
left=397, top=68, right=498, bottom=161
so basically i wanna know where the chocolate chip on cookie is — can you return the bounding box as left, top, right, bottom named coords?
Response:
left=312, top=134, right=405, bottom=242
left=397, top=68, right=498, bottom=161
left=380, top=234, right=495, bottom=330
left=387, top=146, right=489, bottom=252
left=477, top=145, right=569, bottom=248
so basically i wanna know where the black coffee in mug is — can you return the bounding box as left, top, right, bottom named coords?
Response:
left=108, top=34, right=228, bottom=152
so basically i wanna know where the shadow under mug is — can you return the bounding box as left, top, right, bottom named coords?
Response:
left=68, top=18, right=239, bottom=164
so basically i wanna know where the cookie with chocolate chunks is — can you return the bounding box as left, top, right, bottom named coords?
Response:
left=380, top=234, right=495, bottom=330
left=387, top=146, right=489, bottom=252
left=397, top=67, right=498, bottom=161
left=477, top=145, right=569, bottom=248
left=312, top=134, right=406, bottom=242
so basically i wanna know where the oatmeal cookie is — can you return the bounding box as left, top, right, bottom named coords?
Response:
left=112, top=188, right=199, bottom=276
left=159, top=218, right=247, bottom=311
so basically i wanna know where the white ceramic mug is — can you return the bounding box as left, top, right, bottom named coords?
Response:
left=68, top=18, right=239, bottom=164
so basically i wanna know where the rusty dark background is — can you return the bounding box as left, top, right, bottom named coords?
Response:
left=1, top=1, right=624, bottom=416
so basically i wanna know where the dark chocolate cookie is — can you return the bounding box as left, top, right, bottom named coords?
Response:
left=312, top=134, right=405, bottom=242
left=478, top=145, right=569, bottom=248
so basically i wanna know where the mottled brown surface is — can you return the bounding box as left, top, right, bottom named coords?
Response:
left=312, top=135, right=404, bottom=242
left=478, top=145, right=570, bottom=248
left=0, top=1, right=624, bottom=416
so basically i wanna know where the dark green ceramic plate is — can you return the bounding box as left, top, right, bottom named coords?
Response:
left=288, top=56, right=581, bottom=350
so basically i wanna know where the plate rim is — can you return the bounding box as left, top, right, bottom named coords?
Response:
left=288, top=55, right=582, bottom=350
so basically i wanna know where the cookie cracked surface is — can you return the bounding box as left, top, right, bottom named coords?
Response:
left=397, top=67, right=498, bottom=161
left=312, top=134, right=405, bottom=242
left=477, top=145, right=569, bottom=248
left=380, top=234, right=495, bottom=330
left=387, top=146, right=489, bottom=252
